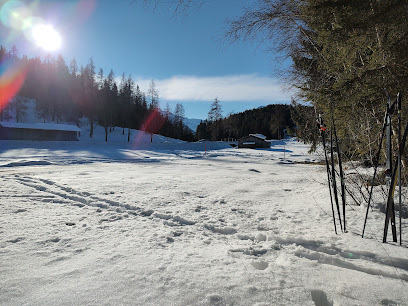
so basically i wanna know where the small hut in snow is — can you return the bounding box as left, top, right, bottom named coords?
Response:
left=0, top=122, right=81, bottom=141
left=238, top=134, right=271, bottom=149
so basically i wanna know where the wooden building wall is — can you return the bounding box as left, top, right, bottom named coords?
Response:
left=238, top=136, right=270, bottom=149
left=0, top=127, right=78, bottom=141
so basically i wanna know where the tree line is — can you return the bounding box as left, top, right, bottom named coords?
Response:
left=1, top=44, right=302, bottom=143
left=0, top=45, right=195, bottom=142
left=197, top=98, right=296, bottom=141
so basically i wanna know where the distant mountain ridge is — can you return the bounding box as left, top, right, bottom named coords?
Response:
left=183, top=117, right=201, bottom=132
left=166, top=111, right=201, bottom=132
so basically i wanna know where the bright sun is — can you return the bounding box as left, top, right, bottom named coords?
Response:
left=32, top=24, right=62, bottom=51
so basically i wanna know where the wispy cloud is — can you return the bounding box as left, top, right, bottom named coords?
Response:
left=133, top=74, right=293, bottom=103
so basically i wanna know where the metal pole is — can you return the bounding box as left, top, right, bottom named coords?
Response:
left=383, top=94, right=394, bottom=242
left=318, top=115, right=337, bottom=234
left=362, top=105, right=389, bottom=238
left=386, top=94, right=392, bottom=185
left=397, top=93, right=402, bottom=245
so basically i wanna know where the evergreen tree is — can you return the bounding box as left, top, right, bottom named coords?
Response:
left=118, top=74, right=135, bottom=141
left=126, top=75, right=135, bottom=142
left=0, top=45, right=6, bottom=62
left=147, top=79, right=159, bottom=110
left=196, top=120, right=211, bottom=140
left=208, top=98, right=223, bottom=140
left=142, top=92, right=147, bottom=110
left=54, top=54, right=71, bottom=123
left=12, top=96, right=27, bottom=123
left=208, top=98, right=222, bottom=122
left=118, top=73, right=127, bottom=135
left=69, top=59, right=82, bottom=125
left=290, top=100, right=317, bottom=146
left=69, top=58, right=78, bottom=76
left=97, top=68, right=104, bottom=90
left=106, top=69, right=117, bottom=132
left=174, top=102, right=185, bottom=138
left=98, top=77, right=111, bottom=141
left=9, top=45, right=18, bottom=60
left=83, top=58, right=97, bottom=137
left=164, top=102, right=171, bottom=119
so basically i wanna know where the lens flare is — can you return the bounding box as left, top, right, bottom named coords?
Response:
left=0, top=60, right=27, bottom=110
left=0, top=0, right=26, bottom=29
left=0, top=0, right=64, bottom=52
left=77, top=0, right=97, bottom=22
left=134, top=109, right=166, bottom=146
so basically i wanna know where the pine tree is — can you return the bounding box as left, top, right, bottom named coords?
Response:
left=97, top=68, right=104, bottom=90
left=54, top=54, right=70, bottom=123
left=69, top=59, right=81, bottom=126
left=83, top=58, right=97, bottom=138
left=208, top=98, right=223, bottom=140
left=0, top=45, right=6, bottom=62
left=106, top=69, right=117, bottom=132
left=174, top=102, right=185, bottom=138
left=69, top=58, right=78, bottom=77
left=9, top=45, right=18, bottom=60
left=12, top=96, right=27, bottom=123
left=126, top=75, right=135, bottom=142
left=147, top=79, right=159, bottom=110
left=99, top=77, right=111, bottom=141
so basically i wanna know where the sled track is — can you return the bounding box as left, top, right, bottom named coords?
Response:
left=4, top=175, right=408, bottom=286
left=4, top=175, right=199, bottom=228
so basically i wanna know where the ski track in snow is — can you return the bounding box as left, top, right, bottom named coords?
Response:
left=1, top=138, right=408, bottom=305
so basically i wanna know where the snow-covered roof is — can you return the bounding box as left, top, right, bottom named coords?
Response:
left=0, top=121, right=81, bottom=132
left=249, top=133, right=267, bottom=140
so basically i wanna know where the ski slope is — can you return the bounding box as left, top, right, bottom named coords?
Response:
left=1, top=129, right=407, bottom=305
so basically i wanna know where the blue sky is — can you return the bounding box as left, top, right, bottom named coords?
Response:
left=0, top=0, right=293, bottom=119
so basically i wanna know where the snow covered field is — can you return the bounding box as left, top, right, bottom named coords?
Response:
left=1, top=129, right=407, bottom=305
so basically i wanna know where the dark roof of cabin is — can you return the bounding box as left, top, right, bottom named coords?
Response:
left=239, top=134, right=269, bottom=142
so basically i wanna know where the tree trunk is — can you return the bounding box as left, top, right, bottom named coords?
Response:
left=89, top=118, right=94, bottom=138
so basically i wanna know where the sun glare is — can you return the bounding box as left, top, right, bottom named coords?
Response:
left=32, top=24, right=62, bottom=51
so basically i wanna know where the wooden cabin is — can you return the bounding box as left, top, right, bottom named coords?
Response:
left=0, top=122, right=81, bottom=141
left=238, top=134, right=271, bottom=149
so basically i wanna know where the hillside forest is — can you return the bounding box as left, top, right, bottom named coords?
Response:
left=0, top=45, right=298, bottom=142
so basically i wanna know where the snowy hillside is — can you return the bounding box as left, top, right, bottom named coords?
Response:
left=1, top=134, right=407, bottom=305
left=1, top=97, right=204, bottom=145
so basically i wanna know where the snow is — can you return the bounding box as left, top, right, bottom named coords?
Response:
left=1, top=127, right=408, bottom=305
